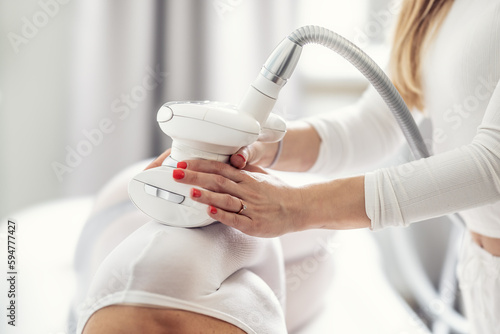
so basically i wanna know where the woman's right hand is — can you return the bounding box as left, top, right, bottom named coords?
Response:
left=232, top=122, right=321, bottom=172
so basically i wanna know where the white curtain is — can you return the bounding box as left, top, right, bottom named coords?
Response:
left=66, top=0, right=297, bottom=196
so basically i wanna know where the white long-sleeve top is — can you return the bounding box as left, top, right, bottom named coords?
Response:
left=305, top=0, right=500, bottom=237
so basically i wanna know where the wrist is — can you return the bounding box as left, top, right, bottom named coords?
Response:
left=257, top=141, right=281, bottom=168
left=293, top=176, right=371, bottom=231
left=267, top=140, right=283, bottom=168
left=287, top=186, right=313, bottom=233
left=288, top=185, right=326, bottom=232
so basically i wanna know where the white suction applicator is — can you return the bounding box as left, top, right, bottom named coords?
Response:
left=128, top=98, right=287, bottom=227
left=127, top=40, right=296, bottom=228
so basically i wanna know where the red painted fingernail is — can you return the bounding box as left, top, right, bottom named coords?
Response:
left=209, top=206, right=218, bottom=214
left=237, top=154, right=246, bottom=162
left=177, top=161, right=187, bottom=169
left=173, top=169, right=185, bottom=179
left=191, top=188, right=201, bottom=198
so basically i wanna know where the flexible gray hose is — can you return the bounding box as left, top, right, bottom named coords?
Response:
left=288, top=25, right=430, bottom=160
left=284, top=25, right=469, bottom=333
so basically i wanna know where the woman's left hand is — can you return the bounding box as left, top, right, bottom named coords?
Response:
left=172, top=159, right=305, bottom=237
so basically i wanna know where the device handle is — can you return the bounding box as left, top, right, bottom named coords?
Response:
left=258, top=113, right=287, bottom=143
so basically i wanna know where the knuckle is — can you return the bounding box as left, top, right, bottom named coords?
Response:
left=243, top=190, right=258, bottom=203
left=213, top=175, right=227, bottom=189
left=214, top=162, right=227, bottom=174
left=238, top=170, right=250, bottom=179
left=223, top=194, right=233, bottom=209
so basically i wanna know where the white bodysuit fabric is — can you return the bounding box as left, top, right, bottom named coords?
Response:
left=306, top=0, right=500, bottom=237
left=73, top=162, right=288, bottom=334
left=73, top=162, right=338, bottom=334
left=76, top=221, right=287, bottom=334
left=457, top=232, right=500, bottom=333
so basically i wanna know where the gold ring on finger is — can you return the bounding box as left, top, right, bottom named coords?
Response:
left=237, top=199, right=247, bottom=215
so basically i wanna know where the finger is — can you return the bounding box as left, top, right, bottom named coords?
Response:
left=230, top=147, right=249, bottom=169
left=206, top=205, right=253, bottom=233
left=190, top=187, right=245, bottom=214
left=180, top=159, right=246, bottom=183
left=145, top=148, right=171, bottom=170
left=173, top=168, right=242, bottom=196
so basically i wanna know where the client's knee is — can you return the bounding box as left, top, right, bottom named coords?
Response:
left=83, top=305, right=246, bottom=334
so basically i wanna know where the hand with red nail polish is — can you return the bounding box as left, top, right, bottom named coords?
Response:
left=169, top=158, right=307, bottom=237
left=141, top=121, right=369, bottom=238
left=170, top=156, right=370, bottom=237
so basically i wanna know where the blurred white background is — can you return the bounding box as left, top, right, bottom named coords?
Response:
left=0, top=0, right=392, bottom=217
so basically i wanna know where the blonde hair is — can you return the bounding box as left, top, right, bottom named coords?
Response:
left=390, top=0, right=454, bottom=111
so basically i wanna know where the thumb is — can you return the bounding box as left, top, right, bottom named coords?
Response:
left=144, top=148, right=171, bottom=170
left=230, top=146, right=250, bottom=169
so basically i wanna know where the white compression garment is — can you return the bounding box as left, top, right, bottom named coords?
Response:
left=71, top=163, right=289, bottom=334
left=306, top=0, right=500, bottom=236
left=76, top=221, right=287, bottom=334
left=73, top=161, right=338, bottom=334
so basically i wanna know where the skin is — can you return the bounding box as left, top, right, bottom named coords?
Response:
left=471, top=231, right=500, bottom=257
left=149, top=122, right=500, bottom=255
left=83, top=305, right=245, bottom=334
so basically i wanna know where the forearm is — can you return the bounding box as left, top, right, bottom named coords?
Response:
left=294, top=175, right=371, bottom=231
left=261, top=122, right=321, bottom=172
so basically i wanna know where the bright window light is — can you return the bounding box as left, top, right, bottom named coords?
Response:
left=295, top=0, right=397, bottom=83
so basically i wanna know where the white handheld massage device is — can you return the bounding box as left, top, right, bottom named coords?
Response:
left=128, top=25, right=428, bottom=228
left=127, top=30, right=303, bottom=228
left=128, top=100, right=287, bottom=228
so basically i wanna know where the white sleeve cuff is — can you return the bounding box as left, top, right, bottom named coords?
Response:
left=364, top=170, right=406, bottom=231
left=302, top=116, right=345, bottom=176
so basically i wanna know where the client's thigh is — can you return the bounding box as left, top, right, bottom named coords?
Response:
left=83, top=305, right=245, bottom=334
left=77, top=221, right=287, bottom=334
